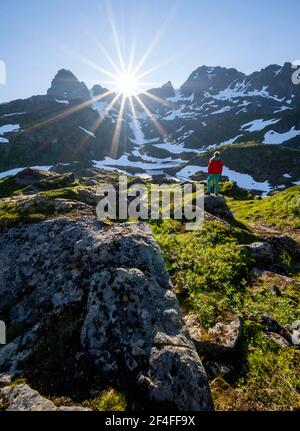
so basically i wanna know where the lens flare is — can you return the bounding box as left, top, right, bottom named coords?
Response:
left=115, top=71, right=140, bottom=97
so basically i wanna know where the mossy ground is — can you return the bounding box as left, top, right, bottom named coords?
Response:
left=0, top=186, right=86, bottom=229
left=228, top=186, right=300, bottom=230
left=150, top=213, right=300, bottom=411
left=82, top=389, right=127, bottom=411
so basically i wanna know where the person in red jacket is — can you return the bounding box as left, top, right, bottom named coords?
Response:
left=206, top=151, right=223, bottom=195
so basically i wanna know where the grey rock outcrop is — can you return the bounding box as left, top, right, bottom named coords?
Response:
left=240, top=241, right=274, bottom=266
left=204, top=195, right=233, bottom=219
left=0, top=383, right=91, bottom=411
left=185, top=314, right=242, bottom=358
left=0, top=217, right=213, bottom=411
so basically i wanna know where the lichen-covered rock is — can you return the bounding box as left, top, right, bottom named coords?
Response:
left=14, top=168, right=56, bottom=186
left=268, top=235, right=300, bottom=260
left=204, top=195, right=233, bottom=219
left=185, top=314, right=242, bottom=358
left=240, top=241, right=274, bottom=266
left=0, top=383, right=91, bottom=411
left=0, top=217, right=213, bottom=411
left=204, top=361, right=235, bottom=379
left=291, top=320, right=300, bottom=346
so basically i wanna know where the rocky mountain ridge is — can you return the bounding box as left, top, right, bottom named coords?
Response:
left=0, top=62, right=300, bottom=192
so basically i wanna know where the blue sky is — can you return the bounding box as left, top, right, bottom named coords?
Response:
left=1, top=0, right=300, bottom=102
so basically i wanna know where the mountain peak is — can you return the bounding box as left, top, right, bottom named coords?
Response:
left=180, top=65, right=245, bottom=96
left=147, top=81, right=175, bottom=99
left=47, top=69, right=90, bottom=101
left=162, top=80, right=173, bottom=89
left=91, top=84, right=109, bottom=97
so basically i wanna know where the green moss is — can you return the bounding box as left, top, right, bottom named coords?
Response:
left=41, top=186, right=79, bottom=200
left=0, top=186, right=83, bottom=229
left=83, top=388, right=127, bottom=411
left=0, top=198, right=55, bottom=229
left=0, top=177, right=25, bottom=198
left=238, top=324, right=300, bottom=410
left=9, top=377, right=27, bottom=387
left=228, top=186, right=300, bottom=229
left=151, top=219, right=253, bottom=327
left=220, top=181, right=255, bottom=200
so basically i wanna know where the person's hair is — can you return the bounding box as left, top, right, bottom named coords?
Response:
left=213, top=151, right=220, bottom=157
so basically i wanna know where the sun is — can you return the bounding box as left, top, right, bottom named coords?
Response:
left=115, top=71, right=140, bottom=97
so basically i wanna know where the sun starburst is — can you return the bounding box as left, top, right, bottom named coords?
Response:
left=30, top=2, right=178, bottom=160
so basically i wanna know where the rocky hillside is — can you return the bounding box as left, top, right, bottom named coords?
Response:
left=0, top=167, right=299, bottom=411
left=1, top=63, right=300, bottom=192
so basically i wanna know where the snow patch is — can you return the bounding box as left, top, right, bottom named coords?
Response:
left=92, top=100, right=109, bottom=116
left=263, top=127, right=300, bottom=144
left=78, top=126, right=96, bottom=138
left=0, top=124, right=20, bottom=134
left=56, top=99, right=70, bottom=105
left=220, top=134, right=243, bottom=145
left=176, top=164, right=271, bottom=193
left=241, top=118, right=280, bottom=132
left=93, top=154, right=183, bottom=171
left=210, top=106, right=232, bottom=115
left=129, top=116, right=159, bottom=146
left=2, top=112, right=26, bottom=118
left=153, top=142, right=198, bottom=154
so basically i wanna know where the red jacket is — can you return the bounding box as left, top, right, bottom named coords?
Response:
left=208, top=158, right=223, bottom=175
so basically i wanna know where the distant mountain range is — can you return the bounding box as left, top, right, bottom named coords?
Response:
left=0, top=63, right=300, bottom=193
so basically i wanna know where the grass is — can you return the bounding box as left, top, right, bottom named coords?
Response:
left=41, top=186, right=80, bottom=200
left=82, top=389, right=127, bottom=411
left=228, top=186, right=300, bottom=230
left=150, top=217, right=300, bottom=410
left=0, top=172, right=299, bottom=410
left=220, top=181, right=255, bottom=201
left=211, top=329, right=300, bottom=411
left=0, top=176, right=25, bottom=198
left=150, top=219, right=254, bottom=328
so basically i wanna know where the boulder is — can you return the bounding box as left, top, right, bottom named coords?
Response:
left=5, top=194, right=91, bottom=215
left=260, top=315, right=293, bottom=345
left=240, top=242, right=274, bottom=266
left=264, top=332, right=290, bottom=349
left=0, top=217, right=213, bottom=411
left=269, top=284, right=282, bottom=296
left=204, top=361, right=235, bottom=379
left=14, top=168, right=55, bottom=186
left=76, top=188, right=100, bottom=206
left=0, top=383, right=91, bottom=411
left=268, top=235, right=300, bottom=260
left=291, top=320, right=300, bottom=346
left=204, top=195, right=233, bottom=219
left=185, top=314, right=242, bottom=358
